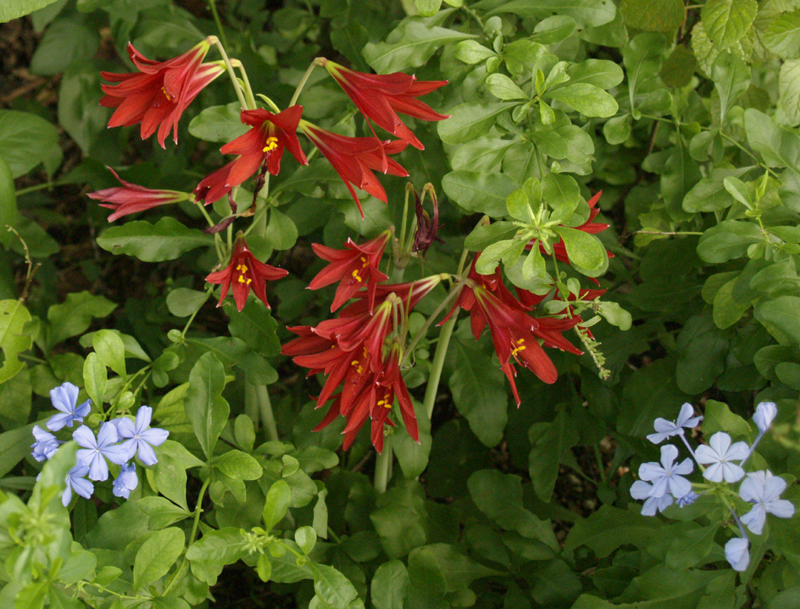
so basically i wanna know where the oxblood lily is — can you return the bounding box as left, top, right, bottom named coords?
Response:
left=194, top=106, right=308, bottom=204
left=298, top=120, right=408, bottom=216
left=88, top=167, right=191, bottom=222
left=100, top=39, right=225, bottom=147
left=308, top=230, right=391, bottom=313
left=205, top=234, right=288, bottom=311
left=322, top=59, right=449, bottom=150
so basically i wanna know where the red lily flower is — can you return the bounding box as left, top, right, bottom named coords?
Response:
left=88, top=167, right=190, bottom=222
left=298, top=120, right=408, bottom=216
left=322, top=60, right=449, bottom=150
left=308, top=230, right=391, bottom=313
left=100, top=39, right=225, bottom=148
left=194, top=107, right=308, bottom=204
left=205, top=234, right=288, bottom=311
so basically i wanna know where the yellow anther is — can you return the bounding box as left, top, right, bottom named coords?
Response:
left=161, top=86, right=172, bottom=102
left=511, top=338, right=526, bottom=357
left=351, top=269, right=363, bottom=283
left=236, top=263, right=249, bottom=273
left=238, top=275, right=246, bottom=283
left=262, top=137, right=279, bottom=153
left=360, top=256, right=368, bottom=264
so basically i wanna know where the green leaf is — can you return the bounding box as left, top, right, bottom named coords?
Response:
left=696, top=220, right=762, bottom=263
left=295, top=526, right=317, bottom=555
left=227, top=301, right=281, bottom=356
left=58, top=63, right=107, bottom=155
left=682, top=168, right=749, bottom=212
left=702, top=400, right=751, bottom=437
left=553, top=227, right=606, bottom=274
left=712, top=279, right=749, bottom=329
left=0, top=423, right=36, bottom=478
left=529, top=410, right=579, bottom=502
left=660, top=46, right=697, bottom=88
left=97, top=217, right=214, bottom=262
left=547, top=83, right=618, bottom=117
left=421, top=543, right=501, bottom=592
left=415, top=0, right=442, bottom=17
left=712, top=53, right=751, bottom=125
left=543, top=172, right=580, bottom=222
left=0, top=157, right=18, bottom=249
left=184, top=352, right=230, bottom=459
left=441, top=171, right=517, bottom=217
left=701, top=0, right=757, bottom=52
left=185, top=528, right=246, bottom=586
left=92, top=329, right=127, bottom=377
left=567, top=59, right=624, bottom=89
left=603, top=114, right=631, bottom=145
left=619, top=0, right=684, bottom=32
left=487, top=0, right=617, bottom=28
left=46, top=291, right=116, bottom=351
left=393, top=398, right=432, bottom=479
left=454, top=40, right=495, bottom=64
left=0, top=299, right=32, bottom=384
left=438, top=101, right=518, bottom=144
left=475, top=238, right=526, bottom=274
left=763, top=9, right=800, bottom=60
left=133, top=527, right=185, bottom=590
left=675, top=313, right=729, bottom=394
left=188, top=102, right=248, bottom=143
left=138, top=497, right=191, bottom=529
left=406, top=548, right=447, bottom=609
left=449, top=336, right=508, bottom=447
left=166, top=288, right=210, bottom=318
left=363, top=18, right=475, bottom=73
left=29, top=16, right=99, bottom=76
left=213, top=450, right=263, bottom=480
left=464, top=221, right=518, bottom=251
left=310, top=563, right=359, bottom=609
left=371, top=481, right=428, bottom=558
left=451, top=138, right=515, bottom=173
left=563, top=505, right=660, bottom=558
left=0, top=0, right=62, bottom=22
left=486, top=74, right=528, bottom=100
left=743, top=108, right=800, bottom=168
left=83, top=353, right=107, bottom=408
left=755, top=296, right=800, bottom=343
left=263, top=479, right=291, bottom=530
left=371, top=560, right=409, bottom=609
left=266, top=209, right=298, bottom=250
left=780, top=59, right=800, bottom=126
left=0, top=110, right=59, bottom=178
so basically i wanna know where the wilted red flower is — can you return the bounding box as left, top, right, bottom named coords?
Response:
left=88, top=167, right=190, bottom=222
left=298, top=120, right=408, bottom=216
left=322, top=60, right=449, bottom=150
left=101, top=39, right=225, bottom=148
left=205, top=234, right=288, bottom=311
left=412, top=186, right=442, bottom=256
left=194, top=106, right=308, bottom=204
left=308, top=230, right=391, bottom=313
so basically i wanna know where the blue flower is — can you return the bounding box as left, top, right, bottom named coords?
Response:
left=638, top=444, right=694, bottom=499
left=62, top=464, right=94, bottom=507
left=115, top=406, right=169, bottom=466
left=646, top=403, right=702, bottom=444
left=753, top=402, right=778, bottom=434
left=739, top=470, right=795, bottom=535
left=74, top=423, right=129, bottom=481
left=31, top=425, right=61, bottom=462
left=724, top=537, right=749, bottom=572
left=46, top=382, right=91, bottom=432
left=695, top=432, right=749, bottom=483
left=630, top=480, right=673, bottom=516
left=112, top=463, right=139, bottom=499
left=677, top=491, right=699, bottom=508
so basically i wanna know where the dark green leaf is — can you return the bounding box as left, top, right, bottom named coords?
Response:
left=46, top=291, right=116, bottom=351
left=0, top=110, right=59, bottom=178
left=441, top=171, right=517, bottom=217
left=188, top=102, right=248, bottom=143
left=184, top=352, right=230, bottom=459
left=619, top=0, right=683, bottom=32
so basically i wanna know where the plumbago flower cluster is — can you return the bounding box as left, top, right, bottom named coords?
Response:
left=632, top=402, right=795, bottom=572
left=30, top=382, right=168, bottom=506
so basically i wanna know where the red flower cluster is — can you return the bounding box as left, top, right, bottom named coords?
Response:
left=194, top=106, right=308, bottom=204
left=100, top=40, right=224, bottom=148
left=205, top=234, right=288, bottom=311
left=283, top=276, right=440, bottom=453
left=445, top=257, right=583, bottom=405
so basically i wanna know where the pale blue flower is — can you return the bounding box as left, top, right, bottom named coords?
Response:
left=753, top=402, right=778, bottom=434
left=630, top=480, right=674, bottom=515
left=115, top=406, right=169, bottom=466
left=695, top=432, right=749, bottom=483
left=638, top=444, right=694, bottom=499
left=677, top=491, right=699, bottom=508
left=646, top=403, right=703, bottom=444
left=739, top=470, right=795, bottom=535
left=31, top=425, right=61, bottom=462
left=46, top=382, right=91, bottom=432
left=74, top=423, right=129, bottom=481
left=724, top=537, right=749, bottom=572
left=112, top=463, right=138, bottom=499
left=62, top=464, right=94, bottom=506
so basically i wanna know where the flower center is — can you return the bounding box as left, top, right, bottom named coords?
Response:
left=377, top=392, right=393, bottom=409
left=236, top=263, right=252, bottom=285
left=262, top=136, right=279, bottom=154
left=350, top=257, right=369, bottom=283
left=161, top=86, right=173, bottom=102
left=511, top=338, right=526, bottom=357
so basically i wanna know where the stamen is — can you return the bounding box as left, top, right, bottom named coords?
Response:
left=262, top=136, right=279, bottom=153
left=161, top=86, right=173, bottom=102
left=511, top=338, right=526, bottom=357
left=351, top=269, right=363, bottom=283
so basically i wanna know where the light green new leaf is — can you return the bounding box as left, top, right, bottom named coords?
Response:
left=188, top=102, right=248, bottom=143
left=166, top=288, right=210, bottom=318
left=546, top=83, right=618, bottom=117
left=553, top=227, right=606, bottom=274
left=92, top=329, right=127, bottom=377
left=438, top=101, right=518, bottom=144
left=619, top=0, right=684, bottom=32
left=83, top=353, right=106, bottom=409
left=263, top=479, right=291, bottom=531
left=441, top=171, right=516, bottom=217
left=415, top=0, right=442, bottom=17
left=701, top=0, right=757, bottom=52
left=371, top=560, right=409, bottom=609
left=0, top=300, right=32, bottom=384
left=310, top=563, right=360, bottom=609
left=712, top=53, right=751, bottom=125
left=213, top=450, right=263, bottom=481
left=184, top=352, right=229, bottom=459
left=133, top=528, right=185, bottom=590
left=97, top=217, right=214, bottom=262
left=744, top=109, right=800, bottom=168
left=363, top=19, right=475, bottom=73
left=454, top=40, right=496, bottom=64
left=567, top=59, right=624, bottom=89
left=780, top=59, right=800, bottom=126
left=486, top=74, right=528, bottom=100
left=0, top=0, right=61, bottom=21
left=763, top=9, right=800, bottom=60
left=487, top=0, right=616, bottom=28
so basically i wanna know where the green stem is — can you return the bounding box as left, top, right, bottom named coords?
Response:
left=209, top=37, right=247, bottom=110
left=196, top=201, right=226, bottom=262
left=422, top=310, right=457, bottom=420
left=373, top=437, right=393, bottom=494
left=207, top=0, right=229, bottom=49
left=256, top=384, right=279, bottom=442
left=15, top=182, right=63, bottom=197
left=326, top=526, right=342, bottom=544
left=245, top=383, right=260, bottom=431
left=163, top=476, right=211, bottom=596
left=402, top=282, right=462, bottom=366
left=290, top=59, right=323, bottom=107
left=593, top=444, right=607, bottom=485
left=236, top=62, right=258, bottom=110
